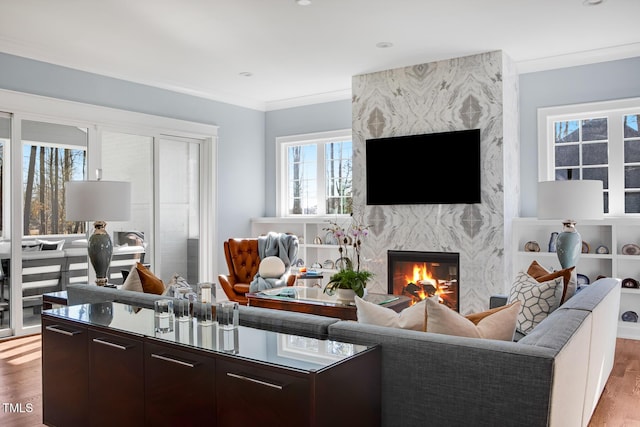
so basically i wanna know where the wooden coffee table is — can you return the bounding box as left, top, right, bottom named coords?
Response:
left=246, top=287, right=412, bottom=320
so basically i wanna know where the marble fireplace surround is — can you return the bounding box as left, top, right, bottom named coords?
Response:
left=352, top=50, right=520, bottom=314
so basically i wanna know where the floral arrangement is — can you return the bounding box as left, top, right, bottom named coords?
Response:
left=323, top=213, right=373, bottom=297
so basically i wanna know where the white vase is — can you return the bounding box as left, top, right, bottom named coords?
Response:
left=335, top=289, right=357, bottom=304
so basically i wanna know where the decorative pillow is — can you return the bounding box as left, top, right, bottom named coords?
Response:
left=508, top=271, right=564, bottom=335
left=121, top=265, right=144, bottom=293
left=136, top=263, right=166, bottom=295
left=425, top=297, right=521, bottom=341
left=22, top=242, right=42, bottom=252
left=465, top=303, right=519, bottom=325
left=259, top=256, right=286, bottom=278
left=37, top=239, right=65, bottom=251
left=355, top=296, right=427, bottom=331
left=527, top=260, right=577, bottom=303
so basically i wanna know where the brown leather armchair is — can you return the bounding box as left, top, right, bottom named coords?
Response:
left=218, top=238, right=296, bottom=304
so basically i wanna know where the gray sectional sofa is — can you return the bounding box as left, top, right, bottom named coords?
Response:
left=65, top=277, right=621, bottom=427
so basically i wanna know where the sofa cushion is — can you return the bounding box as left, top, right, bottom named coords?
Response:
left=425, top=297, right=520, bottom=341
left=527, top=260, right=577, bottom=303
left=122, top=263, right=165, bottom=295
left=355, top=295, right=426, bottom=331
left=37, top=238, right=65, bottom=251
left=508, top=270, right=564, bottom=335
left=122, top=265, right=144, bottom=292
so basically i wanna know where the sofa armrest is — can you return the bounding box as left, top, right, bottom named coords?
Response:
left=489, top=294, right=508, bottom=308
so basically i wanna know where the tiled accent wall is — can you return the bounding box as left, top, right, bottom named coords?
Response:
left=352, top=50, right=519, bottom=314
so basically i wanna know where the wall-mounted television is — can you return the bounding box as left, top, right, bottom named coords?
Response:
left=366, top=129, right=481, bottom=205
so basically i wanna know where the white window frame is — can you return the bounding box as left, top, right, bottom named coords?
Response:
left=538, top=97, right=640, bottom=216
left=276, top=129, right=352, bottom=217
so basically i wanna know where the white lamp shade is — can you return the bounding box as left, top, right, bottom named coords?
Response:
left=65, top=180, right=132, bottom=221
left=537, top=180, right=604, bottom=221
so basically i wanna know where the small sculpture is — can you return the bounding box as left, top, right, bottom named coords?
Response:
left=524, top=241, right=540, bottom=252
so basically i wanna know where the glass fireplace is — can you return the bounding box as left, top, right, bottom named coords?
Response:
left=387, top=250, right=459, bottom=312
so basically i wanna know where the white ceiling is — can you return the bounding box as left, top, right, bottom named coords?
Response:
left=0, top=0, right=638, bottom=111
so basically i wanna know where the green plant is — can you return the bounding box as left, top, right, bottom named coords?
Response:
left=324, top=268, right=373, bottom=297
left=323, top=213, right=374, bottom=297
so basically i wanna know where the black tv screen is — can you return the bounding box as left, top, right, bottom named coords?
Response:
left=366, top=129, right=481, bottom=205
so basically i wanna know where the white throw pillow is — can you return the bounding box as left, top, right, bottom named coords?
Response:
left=122, top=265, right=144, bottom=293
left=36, top=238, right=65, bottom=251
left=425, top=297, right=521, bottom=341
left=259, top=256, right=286, bottom=278
left=355, top=296, right=427, bottom=331
left=508, top=270, right=564, bottom=335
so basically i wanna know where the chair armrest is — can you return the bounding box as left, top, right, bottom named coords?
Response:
left=218, top=274, right=236, bottom=296
left=489, top=294, right=508, bottom=308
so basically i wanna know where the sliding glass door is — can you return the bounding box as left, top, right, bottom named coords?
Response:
left=0, top=89, right=217, bottom=338
left=0, top=114, right=10, bottom=337
left=101, top=132, right=202, bottom=286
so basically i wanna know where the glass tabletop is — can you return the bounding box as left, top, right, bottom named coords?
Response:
left=252, top=286, right=400, bottom=307
left=43, top=302, right=371, bottom=372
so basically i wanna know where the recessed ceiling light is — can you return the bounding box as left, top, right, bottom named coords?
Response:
left=583, top=0, right=604, bottom=5
left=296, top=0, right=311, bottom=5
left=238, top=72, right=253, bottom=77
left=376, top=42, right=394, bottom=49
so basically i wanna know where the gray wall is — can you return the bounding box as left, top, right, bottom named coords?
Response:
left=0, top=52, right=265, bottom=275
left=519, top=56, right=640, bottom=217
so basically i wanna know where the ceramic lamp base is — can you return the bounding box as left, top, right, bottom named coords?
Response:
left=88, top=221, right=114, bottom=286
left=556, top=221, right=582, bottom=269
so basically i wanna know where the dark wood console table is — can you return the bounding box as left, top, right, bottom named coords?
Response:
left=42, top=302, right=381, bottom=426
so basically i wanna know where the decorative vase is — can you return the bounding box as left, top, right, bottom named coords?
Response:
left=556, top=221, right=582, bottom=269
left=88, top=220, right=114, bottom=286
left=335, top=288, right=357, bottom=304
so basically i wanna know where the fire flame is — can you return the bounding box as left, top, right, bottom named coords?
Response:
left=405, top=263, right=442, bottom=301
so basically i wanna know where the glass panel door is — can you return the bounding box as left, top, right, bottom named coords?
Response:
left=157, top=137, right=200, bottom=284
left=20, top=119, right=87, bottom=331
left=0, top=114, right=10, bottom=336
left=101, top=132, right=153, bottom=284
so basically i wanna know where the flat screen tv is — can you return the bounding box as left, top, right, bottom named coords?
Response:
left=366, top=129, right=481, bottom=205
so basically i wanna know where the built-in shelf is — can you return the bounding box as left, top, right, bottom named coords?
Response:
left=512, top=217, right=640, bottom=340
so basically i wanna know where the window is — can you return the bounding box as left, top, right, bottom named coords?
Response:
left=277, top=129, right=352, bottom=216
left=538, top=98, right=640, bottom=215
left=22, top=120, right=87, bottom=236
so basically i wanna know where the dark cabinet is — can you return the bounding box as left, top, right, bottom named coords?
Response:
left=42, top=317, right=89, bottom=427
left=88, top=329, right=144, bottom=427
left=144, top=339, right=216, bottom=426
left=216, top=358, right=310, bottom=426
left=42, top=304, right=380, bottom=427
left=216, top=346, right=381, bottom=427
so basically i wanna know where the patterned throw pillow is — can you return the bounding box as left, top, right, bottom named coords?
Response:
left=508, top=271, right=564, bottom=335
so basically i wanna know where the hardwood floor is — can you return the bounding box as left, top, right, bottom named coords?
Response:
left=0, top=335, right=639, bottom=426
left=588, top=338, right=640, bottom=426
left=0, top=334, right=45, bottom=427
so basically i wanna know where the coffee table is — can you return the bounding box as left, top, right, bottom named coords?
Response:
left=246, top=286, right=412, bottom=320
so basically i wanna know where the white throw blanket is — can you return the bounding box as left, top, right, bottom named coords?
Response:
left=249, top=232, right=298, bottom=292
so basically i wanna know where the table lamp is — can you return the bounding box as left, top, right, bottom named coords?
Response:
left=537, top=180, right=604, bottom=269
left=65, top=173, right=131, bottom=286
